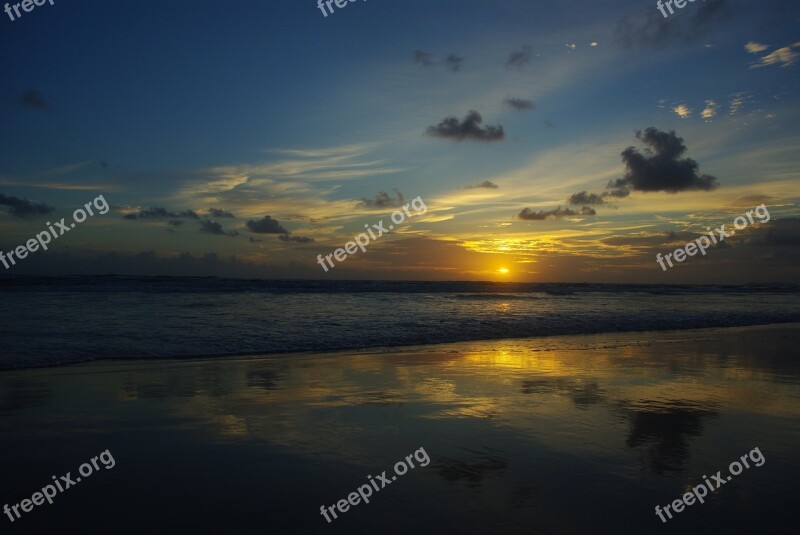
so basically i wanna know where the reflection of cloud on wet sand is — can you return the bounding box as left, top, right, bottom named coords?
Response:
left=617, top=401, right=719, bottom=473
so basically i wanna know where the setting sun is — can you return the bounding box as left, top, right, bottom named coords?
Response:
left=498, top=268, right=510, bottom=274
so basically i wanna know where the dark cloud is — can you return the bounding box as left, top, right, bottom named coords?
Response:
left=278, top=234, right=315, bottom=243
left=413, top=50, right=464, bottom=72
left=0, top=193, right=55, bottom=218
left=615, top=0, right=734, bottom=49
left=123, top=207, right=199, bottom=220
left=167, top=220, right=184, bottom=227
left=466, top=180, right=499, bottom=190
left=413, top=50, right=435, bottom=67
left=358, top=189, right=404, bottom=209
left=426, top=111, right=505, bottom=142
left=98, top=160, right=109, bottom=169
left=518, top=206, right=596, bottom=221
left=199, top=219, right=238, bottom=237
left=507, top=45, right=532, bottom=68
left=747, top=218, right=800, bottom=247
left=504, top=97, right=535, bottom=111
left=608, top=127, right=719, bottom=193
left=246, top=215, right=289, bottom=234
left=208, top=208, right=235, bottom=218
left=544, top=119, right=555, bottom=128
left=248, top=237, right=263, bottom=243
left=17, top=89, right=50, bottom=110
left=445, top=54, right=464, bottom=72
left=567, top=191, right=607, bottom=205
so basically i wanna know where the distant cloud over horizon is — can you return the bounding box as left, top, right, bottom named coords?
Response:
left=466, top=180, right=499, bottom=190
left=426, top=111, right=505, bottom=142
left=246, top=215, right=289, bottom=234
left=518, top=206, right=596, bottom=221
left=123, top=207, right=199, bottom=220
left=504, top=97, right=536, bottom=111
left=0, top=193, right=55, bottom=218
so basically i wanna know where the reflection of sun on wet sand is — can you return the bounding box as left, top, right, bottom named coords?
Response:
left=1, top=324, right=799, bottom=533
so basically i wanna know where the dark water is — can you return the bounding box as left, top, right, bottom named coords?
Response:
left=1, top=276, right=799, bottom=369
left=0, top=325, right=798, bottom=534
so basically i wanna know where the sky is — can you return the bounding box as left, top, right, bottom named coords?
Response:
left=1, top=0, right=799, bottom=282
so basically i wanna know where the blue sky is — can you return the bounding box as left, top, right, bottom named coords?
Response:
left=1, top=0, right=799, bottom=281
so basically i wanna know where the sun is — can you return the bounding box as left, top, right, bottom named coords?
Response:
left=497, top=267, right=510, bottom=274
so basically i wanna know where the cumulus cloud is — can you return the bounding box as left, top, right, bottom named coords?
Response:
left=208, top=208, right=235, bottom=218
left=199, top=219, right=238, bottom=237
left=413, top=50, right=435, bottom=67
left=701, top=100, right=718, bottom=119
left=518, top=206, right=596, bottom=221
left=278, top=234, right=315, bottom=243
left=673, top=104, right=692, bottom=119
left=17, top=89, right=51, bottom=110
left=425, top=111, right=505, bottom=142
left=246, top=215, right=289, bottom=234
left=607, top=127, right=719, bottom=194
left=752, top=42, right=800, bottom=68
left=123, top=207, right=199, bottom=220
left=465, top=181, right=499, bottom=190
left=445, top=54, right=464, bottom=72
left=745, top=41, right=769, bottom=53
left=506, top=45, right=532, bottom=68
left=358, top=189, right=404, bottom=208
left=567, top=191, right=607, bottom=205
left=413, top=50, right=464, bottom=72
left=0, top=193, right=55, bottom=218
left=503, top=97, right=536, bottom=111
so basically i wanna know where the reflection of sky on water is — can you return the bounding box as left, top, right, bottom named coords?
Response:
left=1, top=325, right=799, bottom=533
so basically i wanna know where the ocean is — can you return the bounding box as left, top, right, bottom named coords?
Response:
left=2, top=276, right=798, bottom=369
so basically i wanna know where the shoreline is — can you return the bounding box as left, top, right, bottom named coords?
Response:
left=4, top=321, right=798, bottom=375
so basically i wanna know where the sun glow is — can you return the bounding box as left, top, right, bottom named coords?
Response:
left=498, top=268, right=510, bottom=274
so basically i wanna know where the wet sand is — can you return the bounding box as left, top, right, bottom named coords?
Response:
left=1, top=324, right=799, bottom=534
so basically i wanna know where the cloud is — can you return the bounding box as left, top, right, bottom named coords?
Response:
left=567, top=191, right=607, bottom=205
left=615, top=0, right=733, bottom=49
left=17, top=89, right=51, bottom=110
left=208, top=208, right=235, bottom=218
left=701, top=100, right=718, bottom=119
left=425, top=111, right=505, bottom=142
left=445, top=54, right=464, bottom=72
left=358, top=189, right=404, bottom=208
left=246, top=215, right=289, bottom=234
left=465, top=181, right=499, bottom=190
left=518, top=206, right=596, bottom=221
left=278, top=234, right=315, bottom=243
left=745, top=41, right=769, bottom=53
left=544, top=120, right=555, bottom=128
left=167, top=220, right=184, bottom=227
left=413, top=50, right=464, bottom=72
left=123, top=207, right=199, bottom=220
left=199, top=219, right=239, bottom=237
left=752, top=42, right=800, bottom=68
left=506, top=45, right=532, bottom=68
left=607, top=127, right=719, bottom=194
left=413, top=50, right=435, bottom=67
left=673, top=104, right=692, bottom=119
left=503, top=97, right=536, bottom=111
left=0, top=193, right=55, bottom=218
left=248, top=237, right=263, bottom=243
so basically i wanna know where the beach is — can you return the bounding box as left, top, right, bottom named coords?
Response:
left=2, top=323, right=798, bottom=533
